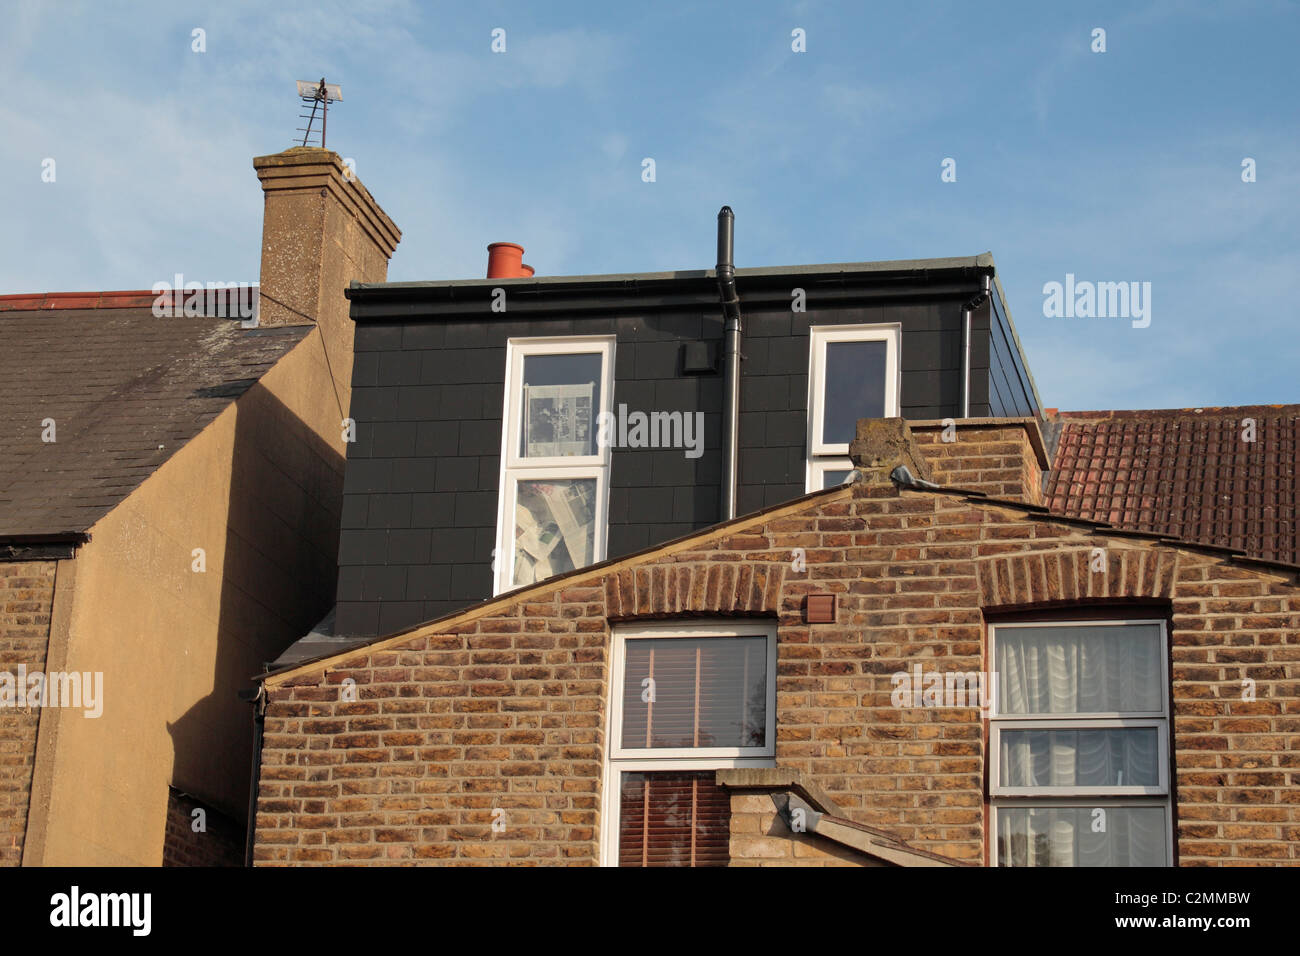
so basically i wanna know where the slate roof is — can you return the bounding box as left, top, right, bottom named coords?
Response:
left=0, top=297, right=311, bottom=538
left=1044, top=406, right=1300, bottom=566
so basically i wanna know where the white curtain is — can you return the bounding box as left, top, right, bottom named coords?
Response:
left=1001, top=727, right=1159, bottom=788
left=998, top=806, right=1167, bottom=866
left=997, top=624, right=1163, bottom=715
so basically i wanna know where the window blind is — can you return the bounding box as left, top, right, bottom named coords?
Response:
left=617, top=771, right=731, bottom=867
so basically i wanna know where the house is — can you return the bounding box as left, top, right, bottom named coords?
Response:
left=251, top=411, right=1298, bottom=866
left=249, top=203, right=1296, bottom=864
left=324, top=211, right=1041, bottom=641
left=0, top=146, right=400, bottom=866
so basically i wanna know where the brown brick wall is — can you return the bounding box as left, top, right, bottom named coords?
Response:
left=728, top=793, right=879, bottom=866
left=912, top=420, right=1045, bottom=504
left=0, top=560, right=57, bottom=866
left=161, top=788, right=244, bottom=867
left=255, top=483, right=1298, bottom=865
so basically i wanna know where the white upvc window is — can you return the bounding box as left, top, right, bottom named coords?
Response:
left=988, top=619, right=1173, bottom=867
left=805, top=324, right=901, bottom=492
left=494, top=336, right=615, bottom=595
left=601, top=621, right=777, bottom=867
left=809, top=459, right=856, bottom=491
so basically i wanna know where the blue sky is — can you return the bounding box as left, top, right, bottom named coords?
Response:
left=2, top=1, right=1296, bottom=411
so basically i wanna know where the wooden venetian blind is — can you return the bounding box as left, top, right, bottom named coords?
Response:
left=619, top=636, right=767, bottom=750
left=617, top=771, right=731, bottom=867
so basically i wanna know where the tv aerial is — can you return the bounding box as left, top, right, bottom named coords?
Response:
left=295, top=78, right=342, bottom=148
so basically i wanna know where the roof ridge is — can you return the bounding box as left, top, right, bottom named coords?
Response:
left=0, top=290, right=161, bottom=311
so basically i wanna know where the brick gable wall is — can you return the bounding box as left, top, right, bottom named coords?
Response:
left=0, top=560, right=57, bottom=866
left=161, top=788, right=244, bottom=866
left=255, top=484, right=1299, bottom=865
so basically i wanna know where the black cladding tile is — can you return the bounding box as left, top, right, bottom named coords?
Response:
left=786, top=445, right=807, bottom=478
left=651, top=448, right=701, bottom=486
left=474, top=527, right=497, bottom=560
left=424, top=599, right=469, bottom=621
left=403, top=322, right=446, bottom=350
left=434, top=457, right=479, bottom=492
left=459, top=420, right=501, bottom=457
left=606, top=487, right=630, bottom=524
left=440, top=384, right=484, bottom=421
left=432, top=527, right=477, bottom=560
left=763, top=483, right=803, bottom=508
left=371, top=422, right=416, bottom=458
left=450, top=562, right=491, bottom=600
left=736, top=485, right=764, bottom=517
left=335, top=602, right=379, bottom=638
left=477, top=456, right=500, bottom=488
left=740, top=446, right=790, bottom=485
left=741, top=337, right=768, bottom=372
left=626, top=486, right=674, bottom=523
left=367, top=493, right=413, bottom=529
left=900, top=331, right=961, bottom=372
left=340, top=493, right=368, bottom=530
left=420, top=350, right=459, bottom=385
left=411, top=492, right=456, bottom=527
left=423, top=347, right=505, bottom=386
left=481, top=384, right=504, bottom=420
left=350, top=386, right=399, bottom=423
left=673, top=484, right=717, bottom=524
left=336, top=566, right=364, bottom=603
left=614, top=379, right=655, bottom=412
left=444, top=321, right=495, bottom=350
left=610, top=451, right=647, bottom=487
left=764, top=410, right=805, bottom=447
left=746, top=311, right=791, bottom=338
left=645, top=311, right=703, bottom=341
left=348, top=421, right=374, bottom=460
left=739, top=411, right=765, bottom=448
left=614, top=344, right=635, bottom=381
left=787, top=375, right=809, bottom=412
left=388, top=529, right=432, bottom=565
left=343, top=459, right=391, bottom=495
left=453, top=491, right=497, bottom=528
left=415, top=420, right=459, bottom=457
left=354, top=323, right=403, bottom=352
left=903, top=369, right=960, bottom=409
left=633, top=342, right=679, bottom=379
left=364, top=565, right=408, bottom=601
left=654, top=377, right=702, bottom=411
left=379, top=601, right=426, bottom=634
left=408, top=564, right=452, bottom=601
left=379, top=351, right=423, bottom=386
left=352, top=352, right=381, bottom=388
left=740, top=375, right=787, bottom=412
left=392, top=458, right=437, bottom=492
left=338, top=529, right=388, bottom=566
left=608, top=523, right=650, bottom=559
left=766, top=337, right=809, bottom=376
left=397, top=385, right=442, bottom=421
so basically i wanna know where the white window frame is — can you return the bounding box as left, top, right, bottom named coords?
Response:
left=805, top=323, right=901, bottom=492
left=600, top=620, right=777, bottom=867
left=494, top=336, right=615, bottom=595
left=809, top=458, right=855, bottom=491
left=988, top=618, right=1173, bottom=867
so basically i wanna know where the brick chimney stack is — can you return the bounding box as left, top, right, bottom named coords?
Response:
left=253, top=147, right=401, bottom=409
